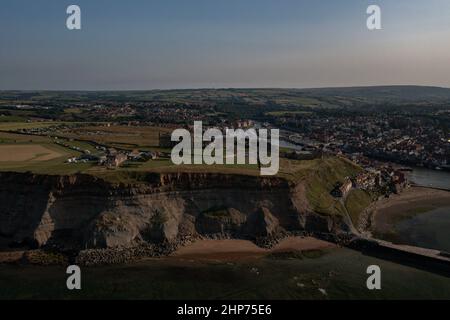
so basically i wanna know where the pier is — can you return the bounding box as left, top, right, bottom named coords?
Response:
left=348, top=236, right=450, bottom=277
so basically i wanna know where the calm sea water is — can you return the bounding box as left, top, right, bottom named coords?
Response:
left=395, top=207, right=450, bottom=253
left=383, top=168, right=450, bottom=252
left=1, top=247, right=450, bottom=299
left=407, top=168, right=450, bottom=190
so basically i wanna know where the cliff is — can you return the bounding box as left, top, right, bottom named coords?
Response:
left=0, top=166, right=355, bottom=252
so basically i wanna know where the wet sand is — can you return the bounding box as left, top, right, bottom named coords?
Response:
left=370, top=187, right=450, bottom=236
left=170, top=237, right=336, bottom=262
left=0, top=251, right=24, bottom=264
left=0, top=237, right=336, bottom=264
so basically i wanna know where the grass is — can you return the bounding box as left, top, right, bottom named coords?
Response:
left=272, top=97, right=322, bottom=107
left=0, top=157, right=94, bottom=175
left=0, top=132, right=55, bottom=144
left=60, top=125, right=173, bottom=150
left=0, top=131, right=95, bottom=174
left=62, top=140, right=100, bottom=155
left=301, top=157, right=362, bottom=216
left=63, top=108, right=82, bottom=114
left=0, top=121, right=61, bottom=131
left=0, top=115, right=27, bottom=122
left=87, top=162, right=261, bottom=184
left=345, top=189, right=373, bottom=226
left=0, top=121, right=110, bottom=132
left=266, top=111, right=312, bottom=117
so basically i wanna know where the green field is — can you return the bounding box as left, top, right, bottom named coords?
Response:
left=302, top=157, right=362, bottom=217
left=0, top=121, right=62, bottom=131
left=266, top=111, right=313, bottom=117
left=344, top=189, right=373, bottom=226
left=0, top=131, right=93, bottom=174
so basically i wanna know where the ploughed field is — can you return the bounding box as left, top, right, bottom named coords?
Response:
left=0, top=130, right=90, bottom=174
left=0, top=144, right=63, bottom=161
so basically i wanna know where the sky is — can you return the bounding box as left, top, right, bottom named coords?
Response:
left=1, top=0, right=450, bottom=90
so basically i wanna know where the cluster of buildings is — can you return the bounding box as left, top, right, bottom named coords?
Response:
left=274, top=114, right=450, bottom=170
left=99, top=148, right=158, bottom=168
left=67, top=147, right=159, bottom=168
left=158, top=120, right=256, bottom=149
left=331, top=165, right=408, bottom=199
left=91, top=104, right=137, bottom=119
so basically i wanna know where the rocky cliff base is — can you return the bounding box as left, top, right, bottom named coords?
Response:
left=0, top=171, right=354, bottom=264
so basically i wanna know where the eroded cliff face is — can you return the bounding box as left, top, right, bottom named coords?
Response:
left=0, top=171, right=352, bottom=250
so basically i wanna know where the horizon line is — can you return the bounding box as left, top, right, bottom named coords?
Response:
left=1, top=84, right=450, bottom=92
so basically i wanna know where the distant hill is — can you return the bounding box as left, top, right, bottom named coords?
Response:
left=301, top=85, right=450, bottom=102
left=1, top=85, right=450, bottom=107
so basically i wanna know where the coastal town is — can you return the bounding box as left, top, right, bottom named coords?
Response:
left=6, top=92, right=448, bottom=172
left=6, top=98, right=446, bottom=199
left=274, top=113, right=450, bottom=170
left=1, top=88, right=450, bottom=301
left=3, top=0, right=450, bottom=304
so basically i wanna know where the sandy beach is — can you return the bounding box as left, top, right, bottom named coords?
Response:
left=370, top=187, right=450, bottom=236
left=171, top=237, right=336, bottom=262
left=0, top=251, right=25, bottom=264
left=0, top=237, right=336, bottom=264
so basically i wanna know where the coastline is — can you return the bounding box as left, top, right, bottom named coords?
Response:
left=2, top=185, right=449, bottom=267
left=0, top=236, right=336, bottom=265
left=170, top=237, right=336, bottom=262
left=367, top=186, right=450, bottom=239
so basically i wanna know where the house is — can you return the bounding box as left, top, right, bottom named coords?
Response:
left=353, top=172, right=378, bottom=190
left=128, top=149, right=143, bottom=160
left=331, top=177, right=353, bottom=198
left=66, top=157, right=77, bottom=163
left=105, top=153, right=127, bottom=168
left=391, top=170, right=407, bottom=194
left=234, top=119, right=254, bottom=129
left=108, top=148, right=118, bottom=155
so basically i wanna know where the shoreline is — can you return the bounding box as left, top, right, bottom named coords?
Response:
left=367, top=186, right=450, bottom=238
left=169, top=237, right=336, bottom=262
left=0, top=236, right=336, bottom=266
left=409, top=182, right=450, bottom=192
left=2, top=187, right=449, bottom=267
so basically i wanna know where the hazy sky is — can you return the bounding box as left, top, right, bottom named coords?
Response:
left=1, top=0, right=450, bottom=90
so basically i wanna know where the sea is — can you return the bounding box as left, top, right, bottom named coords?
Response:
left=1, top=247, right=449, bottom=299
left=406, top=167, right=450, bottom=190
left=394, top=206, right=450, bottom=252
left=385, top=168, right=450, bottom=252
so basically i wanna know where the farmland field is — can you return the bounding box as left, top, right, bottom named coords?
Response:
left=0, top=144, right=63, bottom=161
left=59, top=125, right=173, bottom=150
left=0, top=131, right=91, bottom=174
left=0, top=121, right=62, bottom=131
